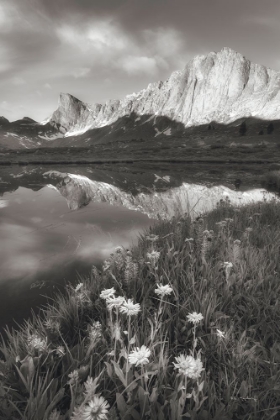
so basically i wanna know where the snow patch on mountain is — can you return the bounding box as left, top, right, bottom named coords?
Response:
left=38, top=133, right=64, bottom=140
left=163, top=128, right=171, bottom=136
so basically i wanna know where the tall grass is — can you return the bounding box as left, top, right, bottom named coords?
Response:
left=1, top=198, right=280, bottom=419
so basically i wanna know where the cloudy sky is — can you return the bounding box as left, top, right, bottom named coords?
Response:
left=1, top=0, right=280, bottom=122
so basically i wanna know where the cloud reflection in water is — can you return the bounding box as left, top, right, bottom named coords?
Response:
left=0, top=185, right=153, bottom=329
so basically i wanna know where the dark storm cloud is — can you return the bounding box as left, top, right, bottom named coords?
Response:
left=1, top=0, right=280, bottom=121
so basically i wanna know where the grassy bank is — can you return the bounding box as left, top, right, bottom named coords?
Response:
left=1, top=199, right=280, bottom=419
left=1, top=131, right=280, bottom=165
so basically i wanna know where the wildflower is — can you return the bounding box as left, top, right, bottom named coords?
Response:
left=173, top=354, right=204, bottom=379
left=27, top=334, right=48, bottom=353
left=114, top=249, right=125, bottom=271
left=128, top=345, right=151, bottom=366
left=81, top=396, right=110, bottom=420
left=44, top=319, right=60, bottom=332
left=75, top=282, right=83, bottom=292
left=88, top=321, right=102, bottom=343
left=84, top=377, right=97, bottom=399
left=55, top=346, right=66, bottom=357
left=102, top=260, right=111, bottom=272
left=100, top=288, right=116, bottom=300
left=106, top=296, right=125, bottom=310
left=187, top=312, right=204, bottom=325
left=216, top=329, right=226, bottom=339
left=68, top=370, right=79, bottom=386
left=155, top=283, right=173, bottom=297
left=185, top=237, right=194, bottom=242
left=75, top=289, right=91, bottom=306
left=245, top=227, right=253, bottom=232
left=223, top=262, right=233, bottom=269
left=146, top=250, right=160, bottom=263
left=222, top=262, right=233, bottom=283
left=119, top=299, right=141, bottom=316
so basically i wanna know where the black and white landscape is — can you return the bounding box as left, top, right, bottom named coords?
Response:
left=1, top=1, right=280, bottom=419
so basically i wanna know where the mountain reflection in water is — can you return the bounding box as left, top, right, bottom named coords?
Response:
left=48, top=171, right=277, bottom=219
left=0, top=168, right=278, bottom=329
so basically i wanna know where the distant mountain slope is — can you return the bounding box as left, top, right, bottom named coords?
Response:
left=1, top=47, right=280, bottom=150
left=48, top=47, right=280, bottom=136
left=0, top=117, right=63, bottom=149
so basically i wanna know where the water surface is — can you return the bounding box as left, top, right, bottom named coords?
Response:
left=0, top=182, right=153, bottom=329
left=0, top=163, right=277, bottom=330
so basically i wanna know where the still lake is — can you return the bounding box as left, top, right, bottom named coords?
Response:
left=0, top=163, right=277, bottom=330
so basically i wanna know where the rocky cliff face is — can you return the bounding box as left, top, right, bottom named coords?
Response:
left=48, top=47, right=280, bottom=136
left=44, top=171, right=278, bottom=220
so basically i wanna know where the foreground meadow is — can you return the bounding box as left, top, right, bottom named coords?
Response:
left=1, top=198, right=280, bottom=420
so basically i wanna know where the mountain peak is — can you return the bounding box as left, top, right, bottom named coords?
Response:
left=22, top=117, right=36, bottom=122
left=220, top=46, right=240, bottom=55
left=49, top=93, right=92, bottom=134
left=59, top=92, right=80, bottom=102
left=0, top=116, right=9, bottom=125
left=49, top=48, right=280, bottom=136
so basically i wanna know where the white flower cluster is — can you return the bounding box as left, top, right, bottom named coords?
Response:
left=106, top=296, right=125, bottom=311
left=71, top=395, right=110, bottom=420
left=146, top=250, right=160, bottom=263
left=173, top=354, right=204, bottom=379
left=128, top=345, right=151, bottom=366
left=100, top=289, right=141, bottom=316
left=186, top=312, right=204, bottom=325
left=27, top=334, right=48, bottom=353
left=119, top=299, right=141, bottom=316
left=88, top=321, right=102, bottom=344
left=100, top=288, right=116, bottom=300
left=154, top=283, right=173, bottom=297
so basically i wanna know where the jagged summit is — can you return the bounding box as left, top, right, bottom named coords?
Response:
left=0, top=117, right=9, bottom=125
left=46, top=47, right=280, bottom=136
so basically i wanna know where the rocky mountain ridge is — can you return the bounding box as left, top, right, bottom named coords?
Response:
left=47, top=47, right=280, bottom=136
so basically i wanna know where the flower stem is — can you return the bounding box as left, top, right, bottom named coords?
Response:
left=114, top=309, right=119, bottom=361
left=125, top=315, right=131, bottom=386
